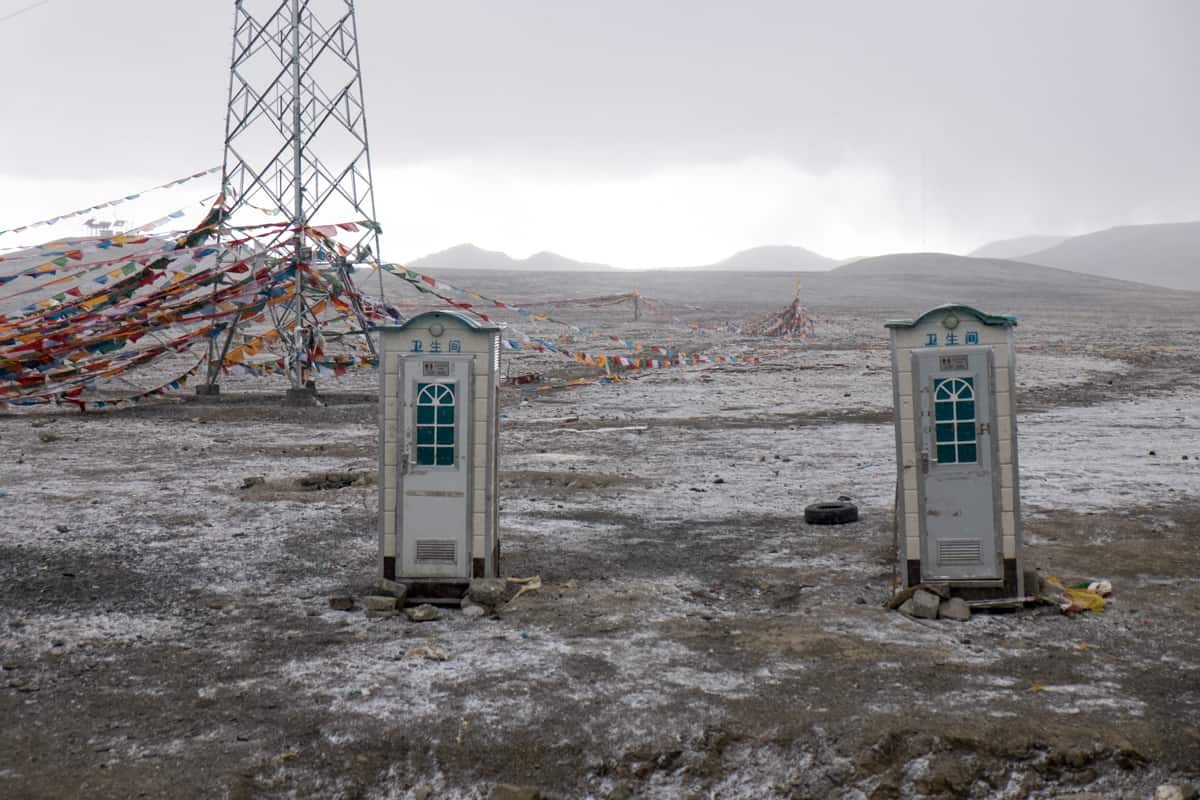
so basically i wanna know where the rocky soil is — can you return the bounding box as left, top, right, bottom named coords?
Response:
left=2, top=283, right=1199, bottom=799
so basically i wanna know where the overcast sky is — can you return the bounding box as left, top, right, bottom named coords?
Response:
left=2, top=0, right=1197, bottom=268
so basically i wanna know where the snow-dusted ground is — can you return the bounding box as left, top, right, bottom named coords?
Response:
left=500, top=359, right=1200, bottom=522
left=2, top=301, right=1200, bottom=798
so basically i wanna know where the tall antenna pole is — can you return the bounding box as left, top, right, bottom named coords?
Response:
left=204, top=0, right=383, bottom=400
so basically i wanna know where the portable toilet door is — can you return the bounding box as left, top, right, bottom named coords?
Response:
left=886, top=304, right=1023, bottom=599
left=911, top=346, right=1001, bottom=582
left=399, top=353, right=475, bottom=578
left=374, top=310, right=501, bottom=584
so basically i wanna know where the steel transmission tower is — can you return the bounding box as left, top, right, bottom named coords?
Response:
left=203, top=0, right=382, bottom=396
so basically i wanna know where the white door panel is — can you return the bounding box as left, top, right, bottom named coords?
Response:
left=398, top=355, right=473, bottom=578
left=913, top=347, right=1001, bottom=581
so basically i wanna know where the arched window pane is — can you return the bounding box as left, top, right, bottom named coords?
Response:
left=933, top=377, right=980, bottom=465
left=414, top=381, right=457, bottom=467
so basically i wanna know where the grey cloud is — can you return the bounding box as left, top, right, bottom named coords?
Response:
left=2, top=0, right=1197, bottom=244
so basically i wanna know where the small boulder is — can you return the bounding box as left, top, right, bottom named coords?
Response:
left=461, top=602, right=487, bottom=620
left=917, top=753, right=978, bottom=796
left=366, top=609, right=398, bottom=620
left=372, top=578, right=408, bottom=604
left=911, top=588, right=940, bottom=619
left=608, top=784, right=633, bottom=800
left=405, top=604, right=441, bottom=622
left=885, top=586, right=917, bottom=609
left=241, top=476, right=266, bottom=489
left=467, top=578, right=507, bottom=608
left=939, top=597, right=971, bottom=622
left=898, top=599, right=916, bottom=617
left=328, top=596, right=355, bottom=611
left=492, top=786, right=542, bottom=800
left=1156, top=785, right=1198, bottom=800
left=404, top=644, right=449, bottom=661
left=363, top=595, right=396, bottom=612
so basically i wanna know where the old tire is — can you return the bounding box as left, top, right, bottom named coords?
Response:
left=804, top=501, right=859, bottom=525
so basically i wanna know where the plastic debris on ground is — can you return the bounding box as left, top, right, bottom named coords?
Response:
left=1040, top=575, right=1114, bottom=616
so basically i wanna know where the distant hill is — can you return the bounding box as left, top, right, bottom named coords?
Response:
left=422, top=251, right=1180, bottom=315
left=696, top=244, right=837, bottom=271
left=836, top=252, right=1142, bottom=285
left=829, top=252, right=1156, bottom=307
left=1016, top=222, right=1200, bottom=290
left=968, top=234, right=1068, bottom=260
left=408, top=243, right=612, bottom=272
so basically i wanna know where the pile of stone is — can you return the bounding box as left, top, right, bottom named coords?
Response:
left=891, top=586, right=971, bottom=622
left=743, top=280, right=816, bottom=338
left=325, top=576, right=512, bottom=622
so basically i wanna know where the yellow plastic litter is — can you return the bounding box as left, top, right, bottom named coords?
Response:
left=1064, top=587, right=1106, bottom=612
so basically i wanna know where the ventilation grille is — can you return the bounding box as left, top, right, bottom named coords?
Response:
left=415, top=539, right=457, bottom=564
left=938, top=539, right=983, bottom=566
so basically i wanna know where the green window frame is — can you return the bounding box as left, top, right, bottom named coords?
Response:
left=415, top=382, right=456, bottom=466
left=932, top=377, right=977, bottom=464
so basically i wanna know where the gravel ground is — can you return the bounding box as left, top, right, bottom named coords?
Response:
left=2, top=281, right=1199, bottom=799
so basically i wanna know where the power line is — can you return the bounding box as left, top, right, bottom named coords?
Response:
left=0, top=0, right=50, bottom=24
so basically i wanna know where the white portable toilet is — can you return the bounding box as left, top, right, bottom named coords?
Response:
left=374, top=310, right=501, bottom=585
left=886, top=304, right=1024, bottom=601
